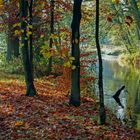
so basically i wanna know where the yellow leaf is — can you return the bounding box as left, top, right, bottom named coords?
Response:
left=40, top=34, right=44, bottom=38
left=20, top=43, right=24, bottom=47
left=28, top=25, right=33, bottom=29
left=13, top=23, right=20, bottom=28
left=64, top=61, right=71, bottom=68
left=45, top=53, right=51, bottom=58
left=70, top=57, right=75, bottom=61
left=50, top=34, right=58, bottom=39
left=14, top=30, right=21, bottom=36
left=15, top=120, right=24, bottom=127
left=75, top=39, right=79, bottom=44
left=27, top=31, right=32, bottom=36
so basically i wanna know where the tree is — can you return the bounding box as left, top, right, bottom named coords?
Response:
left=28, top=0, right=34, bottom=74
left=4, top=0, right=20, bottom=62
left=20, top=0, right=36, bottom=96
left=47, top=0, right=55, bottom=75
left=95, top=0, right=106, bottom=124
left=69, top=0, right=83, bottom=107
left=7, top=26, right=19, bottom=62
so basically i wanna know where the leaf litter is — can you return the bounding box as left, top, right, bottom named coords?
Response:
left=0, top=75, right=139, bottom=140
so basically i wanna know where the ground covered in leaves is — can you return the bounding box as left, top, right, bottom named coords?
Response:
left=0, top=72, right=140, bottom=140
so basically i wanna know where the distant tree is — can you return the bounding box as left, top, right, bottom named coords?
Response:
left=95, top=0, right=106, bottom=124
left=6, top=0, right=19, bottom=62
left=20, top=0, right=36, bottom=96
left=7, top=28, right=19, bottom=62
left=69, top=0, right=83, bottom=107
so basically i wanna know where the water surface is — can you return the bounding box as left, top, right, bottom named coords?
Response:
left=96, top=56, right=140, bottom=130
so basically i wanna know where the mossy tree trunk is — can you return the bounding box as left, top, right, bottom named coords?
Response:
left=95, top=0, right=106, bottom=124
left=69, top=0, right=82, bottom=107
left=20, top=0, right=36, bottom=96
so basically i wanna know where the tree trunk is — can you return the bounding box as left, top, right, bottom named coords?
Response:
left=7, top=31, right=12, bottom=62
left=7, top=25, right=19, bottom=62
left=6, top=1, right=19, bottom=62
left=12, top=37, right=19, bottom=57
left=20, top=0, right=36, bottom=96
left=29, top=0, right=34, bottom=75
left=69, top=0, right=82, bottom=107
left=47, top=0, right=54, bottom=75
left=57, top=22, right=61, bottom=51
left=95, top=0, right=106, bottom=124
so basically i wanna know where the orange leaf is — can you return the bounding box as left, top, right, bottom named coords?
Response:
left=15, top=120, right=24, bottom=127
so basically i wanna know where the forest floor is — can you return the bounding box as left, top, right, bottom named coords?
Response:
left=0, top=72, right=140, bottom=140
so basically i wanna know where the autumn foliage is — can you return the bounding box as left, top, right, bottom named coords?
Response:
left=0, top=73, right=139, bottom=139
left=0, top=0, right=140, bottom=139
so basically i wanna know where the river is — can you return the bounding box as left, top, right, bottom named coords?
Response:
left=96, top=55, right=140, bottom=130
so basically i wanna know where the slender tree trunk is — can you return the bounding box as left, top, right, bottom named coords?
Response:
left=7, top=34, right=19, bottom=62
left=57, top=22, right=61, bottom=50
left=47, top=0, right=54, bottom=75
left=7, top=23, right=19, bottom=62
left=20, top=0, right=36, bottom=96
left=29, top=0, right=34, bottom=75
left=12, top=37, right=19, bottom=57
left=7, top=29, right=12, bottom=62
left=95, top=0, right=106, bottom=124
left=69, top=0, right=82, bottom=107
left=6, top=1, right=19, bottom=62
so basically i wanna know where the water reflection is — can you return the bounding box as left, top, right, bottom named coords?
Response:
left=96, top=58, right=140, bottom=130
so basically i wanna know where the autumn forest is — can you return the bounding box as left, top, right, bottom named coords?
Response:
left=0, top=0, right=140, bottom=139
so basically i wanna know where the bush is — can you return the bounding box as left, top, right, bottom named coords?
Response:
left=118, top=52, right=140, bottom=66
left=0, top=53, right=24, bottom=74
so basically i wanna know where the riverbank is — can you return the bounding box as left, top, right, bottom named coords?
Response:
left=0, top=72, right=140, bottom=139
left=101, top=45, right=140, bottom=67
left=118, top=53, right=140, bottom=68
left=102, top=54, right=119, bottom=61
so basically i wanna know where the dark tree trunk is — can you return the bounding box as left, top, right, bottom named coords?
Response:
left=95, top=0, right=106, bottom=124
left=12, top=37, right=20, bottom=57
left=7, top=30, right=12, bottom=62
left=20, top=0, right=36, bottom=96
left=69, top=0, right=82, bottom=107
left=47, top=0, right=54, bottom=75
left=29, top=0, right=33, bottom=75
